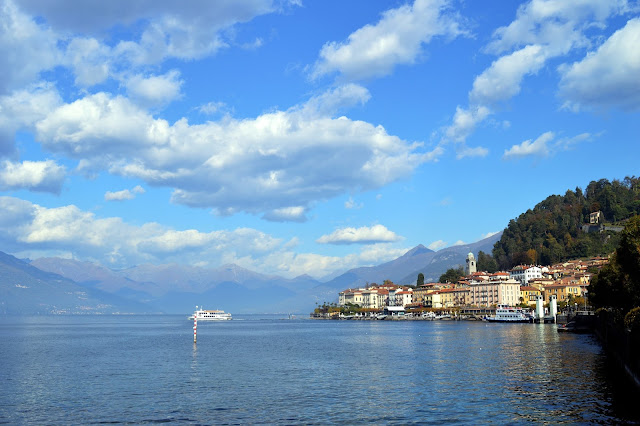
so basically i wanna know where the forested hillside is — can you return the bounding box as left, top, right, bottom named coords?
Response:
left=493, top=177, right=640, bottom=269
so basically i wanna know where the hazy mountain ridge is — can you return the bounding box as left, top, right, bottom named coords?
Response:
left=5, top=233, right=501, bottom=314
left=323, top=232, right=502, bottom=290
left=0, top=252, right=149, bottom=315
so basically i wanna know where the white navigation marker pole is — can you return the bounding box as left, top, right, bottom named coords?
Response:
left=193, top=312, right=198, bottom=344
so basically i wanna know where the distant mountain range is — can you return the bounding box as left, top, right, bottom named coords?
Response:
left=1, top=232, right=501, bottom=315
left=321, top=232, right=502, bottom=290
left=0, top=251, right=150, bottom=315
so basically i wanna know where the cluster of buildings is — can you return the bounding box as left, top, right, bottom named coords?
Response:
left=338, top=253, right=608, bottom=311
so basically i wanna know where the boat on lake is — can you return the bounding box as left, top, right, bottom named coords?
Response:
left=189, top=306, right=232, bottom=321
left=485, top=305, right=530, bottom=323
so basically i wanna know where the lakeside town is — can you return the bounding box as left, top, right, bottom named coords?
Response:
left=312, top=252, right=606, bottom=320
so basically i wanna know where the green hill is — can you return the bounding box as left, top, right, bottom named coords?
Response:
left=492, top=177, right=640, bottom=269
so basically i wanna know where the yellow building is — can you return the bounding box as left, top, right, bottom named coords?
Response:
left=519, top=286, right=542, bottom=306
left=543, top=283, right=583, bottom=303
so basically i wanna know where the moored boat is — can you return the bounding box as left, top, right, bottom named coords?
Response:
left=189, top=306, right=232, bottom=321
left=485, top=305, right=530, bottom=323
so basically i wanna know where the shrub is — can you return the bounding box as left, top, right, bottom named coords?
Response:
left=624, top=307, right=640, bottom=331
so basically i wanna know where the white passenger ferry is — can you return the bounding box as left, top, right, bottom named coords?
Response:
left=189, top=306, right=232, bottom=321
left=485, top=305, right=530, bottom=323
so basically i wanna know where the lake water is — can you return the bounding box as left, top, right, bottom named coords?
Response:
left=1, top=315, right=639, bottom=424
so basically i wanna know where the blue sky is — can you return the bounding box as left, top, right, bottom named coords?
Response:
left=0, top=0, right=639, bottom=279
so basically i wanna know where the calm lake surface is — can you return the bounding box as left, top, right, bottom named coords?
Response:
left=1, top=315, right=639, bottom=424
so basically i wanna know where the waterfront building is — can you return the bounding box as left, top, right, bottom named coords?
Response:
left=468, top=277, right=521, bottom=307
left=339, top=289, right=363, bottom=306
left=543, top=283, right=586, bottom=303
left=520, top=286, right=542, bottom=306
left=422, top=291, right=443, bottom=308
left=394, top=289, right=414, bottom=307
left=361, top=289, right=382, bottom=309
left=339, top=286, right=393, bottom=308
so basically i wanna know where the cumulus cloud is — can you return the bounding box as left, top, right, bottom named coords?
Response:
left=65, top=37, right=112, bottom=87
left=3, top=1, right=293, bottom=92
left=345, top=197, right=363, bottom=209
left=198, top=101, right=228, bottom=115
left=311, top=0, right=466, bottom=81
left=0, top=83, right=61, bottom=155
left=262, top=206, right=308, bottom=223
left=445, top=106, right=491, bottom=143
left=485, top=0, right=628, bottom=55
left=427, top=240, right=447, bottom=251
left=503, top=131, right=554, bottom=159
left=503, top=131, right=594, bottom=160
left=0, top=196, right=408, bottom=278
left=469, top=44, right=547, bottom=105
left=0, top=1, right=59, bottom=94
left=559, top=18, right=640, bottom=111
left=104, top=185, right=145, bottom=201
left=34, top=86, right=435, bottom=221
left=456, top=145, right=489, bottom=160
left=125, top=70, right=183, bottom=107
left=17, top=0, right=282, bottom=58
left=0, top=160, right=66, bottom=193
left=316, top=224, right=403, bottom=245
left=443, top=0, right=628, bottom=148
left=481, top=231, right=500, bottom=239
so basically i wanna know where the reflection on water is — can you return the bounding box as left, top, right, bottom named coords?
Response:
left=0, top=316, right=638, bottom=424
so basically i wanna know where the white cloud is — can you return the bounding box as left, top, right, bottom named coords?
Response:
left=442, top=0, right=629, bottom=147
left=427, top=240, right=447, bottom=250
left=0, top=1, right=59, bottom=94
left=345, top=197, right=363, bottom=209
left=559, top=18, right=640, bottom=111
left=34, top=87, right=434, bottom=221
left=0, top=83, right=61, bottom=155
left=16, top=0, right=282, bottom=61
left=0, top=196, right=407, bottom=279
left=65, top=37, right=112, bottom=87
left=125, top=70, right=183, bottom=107
left=316, top=224, right=402, bottom=245
left=456, top=145, right=489, bottom=160
left=104, top=185, right=145, bottom=201
left=503, top=131, right=554, bottom=159
left=0, top=160, right=66, bottom=193
left=3, top=1, right=294, bottom=93
left=198, top=101, right=228, bottom=115
left=311, top=0, right=466, bottom=81
left=470, top=44, right=547, bottom=105
left=452, top=240, right=466, bottom=246
left=298, top=84, right=371, bottom=117
left=444, top=106, right=490, bottom=144
left=485, top=0, right=628, bottom=55
left=503, top=131, right=593, bottom=160
left=262, top=206, right=308, bottom=223
left=481, top=231, right=500, bottom=239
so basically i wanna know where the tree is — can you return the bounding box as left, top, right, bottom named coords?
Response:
left=493, top=176, right=639, bottom=269
left=591, top=215, right=640, bottom=312
left=477, top=251, right=498, bottom=273
left=417, top=272, right=425, bottom=287
left=439, top=267, right=464, bottom=283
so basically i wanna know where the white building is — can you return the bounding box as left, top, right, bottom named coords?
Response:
left=466, top=252, right=477, bottom=275
left=509, top=266, right=542, bottom=286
